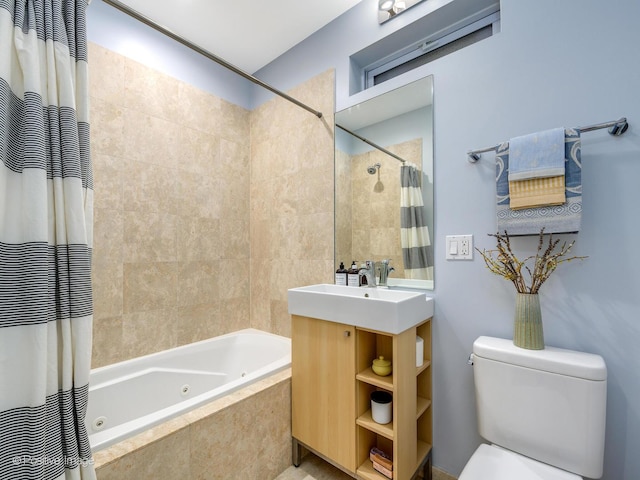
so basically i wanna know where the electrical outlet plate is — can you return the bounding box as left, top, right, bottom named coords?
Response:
left=445, top=235, right=473, bottom=260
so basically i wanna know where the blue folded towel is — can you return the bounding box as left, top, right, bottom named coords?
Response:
left=508, top=127, right=566, bottom=181
left=496, top=129, right=582, bottom=235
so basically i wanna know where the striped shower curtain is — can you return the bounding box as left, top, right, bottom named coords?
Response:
left=0, top=1, right=96, bottom=479
left=400, top=163, right=433, bottom=280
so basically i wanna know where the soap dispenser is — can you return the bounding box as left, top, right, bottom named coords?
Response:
left=335, top=262, right=347, bottom=286
left=347, top=261, right=359, bottom=286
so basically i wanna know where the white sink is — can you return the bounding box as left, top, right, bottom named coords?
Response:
left=287, top=284, right=434, bottom=334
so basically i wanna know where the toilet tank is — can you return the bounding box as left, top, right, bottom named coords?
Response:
left=472, top=336, right=607, bottom=479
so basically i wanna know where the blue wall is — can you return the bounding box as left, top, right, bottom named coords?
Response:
left=88, top=0, right=640, bottom=477
left=260, top=1, right=640, bottom=478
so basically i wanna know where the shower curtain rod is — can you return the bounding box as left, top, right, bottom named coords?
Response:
left=102, top=0, right=323, bottom=119
left=467, top=117, right=629, bottom=163
left=336, top=124, right=407, bottom=164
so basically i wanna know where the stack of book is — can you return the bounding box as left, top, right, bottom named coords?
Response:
left=369, top=447, right=393, bottom=479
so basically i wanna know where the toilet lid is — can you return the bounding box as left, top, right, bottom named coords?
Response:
left=459, top=444, right=582, bottom=480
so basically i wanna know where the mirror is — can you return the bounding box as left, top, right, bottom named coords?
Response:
left=335, top=76, right=434, bottom=290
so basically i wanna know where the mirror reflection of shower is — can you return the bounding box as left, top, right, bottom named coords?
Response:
left=334, top=75, right=434, bottom=290
left=367, top=163, right=381, bottom=175
left=369, top=163, right=384, bottom=193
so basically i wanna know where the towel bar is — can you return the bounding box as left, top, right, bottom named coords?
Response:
left=467, top=117, right=629, bottom=163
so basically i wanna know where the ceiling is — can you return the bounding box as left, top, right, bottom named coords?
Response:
left=112, top=0, right=364, bottom=73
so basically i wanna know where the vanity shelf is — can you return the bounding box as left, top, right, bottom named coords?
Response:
left=356, top=368, right=394, bottom=391
left=356, top=410, right=394, bottom=440
left=358, top=458, right=402, bottom=480
left=291, top=315, right=432, bottom=480
left=417, top=396, right=431, bottom=419
left=356, top=396, right=431, bottom=441
left=355, top=440, right=434, bottom=480
left=356, top=460, right=383, bottom=480
left=354, top=319, right=433, bottom=480
left=356, top=441, right=434, bottom=480
left=417, top=360, right=431, bottom=376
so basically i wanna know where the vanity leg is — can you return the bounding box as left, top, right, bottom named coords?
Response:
left=292, top=437, right=301, bottom=467
left=422, top=451, right=432, bottom=480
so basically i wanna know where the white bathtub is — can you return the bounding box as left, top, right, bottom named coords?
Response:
left=86, top=328, right=291, bottom=452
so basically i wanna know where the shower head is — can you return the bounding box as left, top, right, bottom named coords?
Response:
left=367, top=163, right=381, bottom=175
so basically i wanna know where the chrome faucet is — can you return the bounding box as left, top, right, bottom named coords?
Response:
left=377, top=259, right=395, bottom=287
left=358, top=260, right=377, bottom=287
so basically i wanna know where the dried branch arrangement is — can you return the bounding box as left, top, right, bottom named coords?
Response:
left=475, top=228, right=587, bottom=294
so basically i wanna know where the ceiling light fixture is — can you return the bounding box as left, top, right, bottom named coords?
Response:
left=393, top=1, right=406, bottom=13
left=379, top=0, right=395, bottom=12
left=378, top=0, right=427, bottom=24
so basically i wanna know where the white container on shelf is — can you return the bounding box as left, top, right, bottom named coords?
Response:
left=416, top=335, right=424, bottom=367
left=371, top=391, right=392, bottom=424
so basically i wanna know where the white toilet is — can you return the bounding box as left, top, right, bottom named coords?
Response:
left=460, top=336, right=607, bottom=480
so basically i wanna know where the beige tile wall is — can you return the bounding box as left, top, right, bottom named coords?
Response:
left=90, top=43, right=336, bottom=366
left=334, top=148, right=352, bottom=268
left=249, top=70, right=336, bottom=337
left=90, top=43, right=252, bottom=367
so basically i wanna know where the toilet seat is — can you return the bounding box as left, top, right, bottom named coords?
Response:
left=459, top=444, right=582, bottom=480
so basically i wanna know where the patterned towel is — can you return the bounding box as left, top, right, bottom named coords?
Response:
left=496, top=128, right=582, bottom=235
left=509, top=175, right=566, bottom=210
left=508, top=127, right=566, bottom=181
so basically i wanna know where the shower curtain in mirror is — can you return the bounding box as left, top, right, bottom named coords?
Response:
left=400, top=163, right=433, bottom=280
left=0, top=1, right=96, bottom=479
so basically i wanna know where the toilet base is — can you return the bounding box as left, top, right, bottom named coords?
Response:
left=459, top=444, right=582, bottom=480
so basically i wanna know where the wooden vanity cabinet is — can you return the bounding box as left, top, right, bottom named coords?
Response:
left=291, top=314, right=433, bottom=480
left=291, top=315, right=357, bottom=473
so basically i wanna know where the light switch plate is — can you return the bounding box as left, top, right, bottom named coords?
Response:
left=446, top=235, right=473, bottom=260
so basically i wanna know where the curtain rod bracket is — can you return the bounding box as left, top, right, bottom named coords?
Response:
left=608, top=117, right=628, bottom=136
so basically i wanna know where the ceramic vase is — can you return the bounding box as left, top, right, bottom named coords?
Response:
left=513, top=293, right=544, bottom=350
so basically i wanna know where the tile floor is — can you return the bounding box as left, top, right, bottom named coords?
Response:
left=274, top=454, right=355, bottom=480
left=274, top=453, right=456, bottom=480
